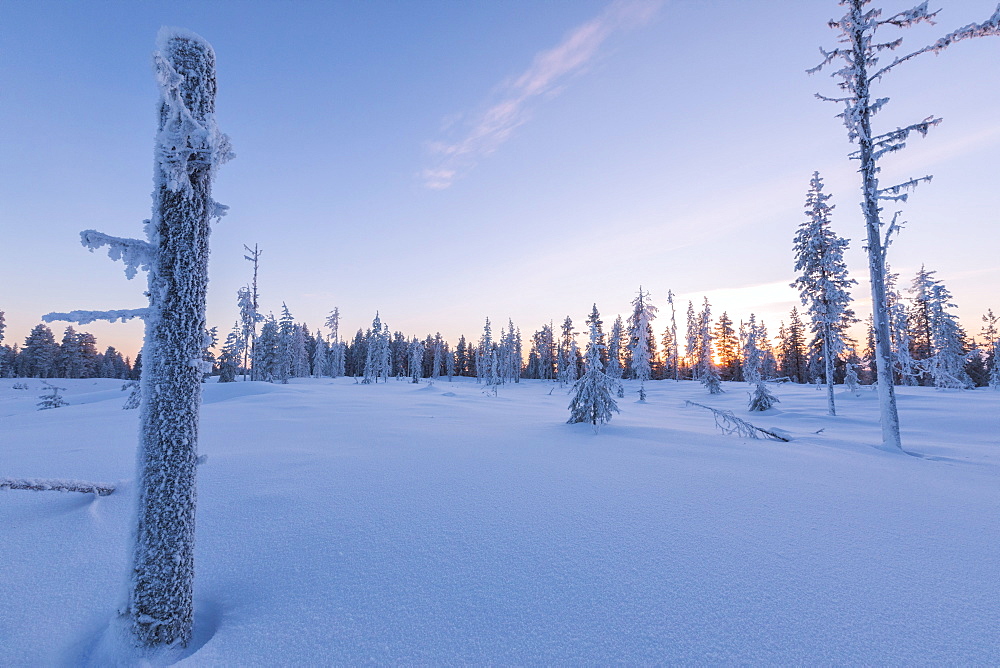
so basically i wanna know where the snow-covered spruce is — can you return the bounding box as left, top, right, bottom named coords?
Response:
left=791, top=172, right=857, bottom=416
left=567, top=305, right=620, bottom=431
left=37, top=380, right=68, bottom=410
left=909, top=267, right=974, bottom=389
left=810, top=0, right=1000, bottom=449
left=743, top=314, right=779, bottom=412
left=628, top=287, right=657, bottom=401
left=696, top=297, right=723, bottom=395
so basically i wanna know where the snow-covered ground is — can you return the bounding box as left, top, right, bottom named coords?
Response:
left=2, top=376, right=998, bottom=664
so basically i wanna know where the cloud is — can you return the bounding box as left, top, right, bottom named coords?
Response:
left=421, top=0, right=663, bottom=190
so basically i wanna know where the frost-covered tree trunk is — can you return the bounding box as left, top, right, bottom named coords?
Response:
left=131, top=29, right=231, bottom=648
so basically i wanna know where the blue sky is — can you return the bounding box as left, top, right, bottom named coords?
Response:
left=1, top=0, right=998, bottom=357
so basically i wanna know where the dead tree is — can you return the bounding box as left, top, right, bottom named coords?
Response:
left=809, top=0, right=1000, bottom=450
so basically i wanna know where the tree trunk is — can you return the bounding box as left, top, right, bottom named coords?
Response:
left=851, top=6, right=902, bottom=450
left=130, top=29, right=221, bottom=648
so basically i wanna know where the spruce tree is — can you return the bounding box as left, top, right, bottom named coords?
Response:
left=744, top=315, right=779, bottom=411
left=557, top=316, right=578, bottom=386
left=217, top=323, right=242, bottom=383
left=567, top=307, right=621, bottom=431
left=792, top=172, right=857, bottom=415
left=696, top=298, right=722, bottom=394
left=628, top=287, right=657, bottom=401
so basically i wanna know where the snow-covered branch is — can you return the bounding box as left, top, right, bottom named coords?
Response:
left=80, top=229, right=155, bottom=280
left=930, top=4, right=1000, bottom=52
left=882, top=210, right=905, bottom=261
left=879, top=2, right=938, bottom=29
left=684, top=401, right=791, bottom=442
left=806, top=46, right=845, bottom=74
left=43, top=308, right=148, bottom=325
left=1, top=478, right=115, bottom=496
left=877, top=175, right=933, bottom=202
left=848, top=117, right=942, bottom=160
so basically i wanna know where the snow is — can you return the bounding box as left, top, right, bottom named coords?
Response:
left=2, top=377, right=999, bottom=664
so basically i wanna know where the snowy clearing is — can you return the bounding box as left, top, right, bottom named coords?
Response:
left=1, top=377, right=998, bottom=664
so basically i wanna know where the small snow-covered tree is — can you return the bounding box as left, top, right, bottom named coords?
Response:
left=743, top=314, right=779, bottom=411
left=810, top=0, right=1000, bottom=448
left=629, top=287, right=657, bottom=400
left=43, top=29, right=233, bottom=647
left=792, top=172, right=857, bottom=415
left=844, top=359, right=861, bottom=395
left=567, top=307, right=621, bottom=431
left=37, top=380, right=68, bottom=410
left=217, top=322, right=243, bottom=383
left=695, top=298, right=722, bottom=394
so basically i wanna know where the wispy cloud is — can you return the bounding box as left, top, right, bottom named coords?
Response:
left=421, top=0, right=663, bottom=190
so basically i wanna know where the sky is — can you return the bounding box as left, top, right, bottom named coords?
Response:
left=1, top=0, right=998, bottom=359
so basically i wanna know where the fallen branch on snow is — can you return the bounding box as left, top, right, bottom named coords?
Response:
left=0, top=478, right=115, bottom=496
left=684, top=401, right=791, bottom=442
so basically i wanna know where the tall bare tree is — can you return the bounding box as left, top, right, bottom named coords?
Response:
left=810, top=0, right=999, bottom=449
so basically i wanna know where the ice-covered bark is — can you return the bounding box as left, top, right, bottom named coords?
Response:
left=128, top=28, right=232, bottom=648
left=809, top=0, right=1000, bottom=449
